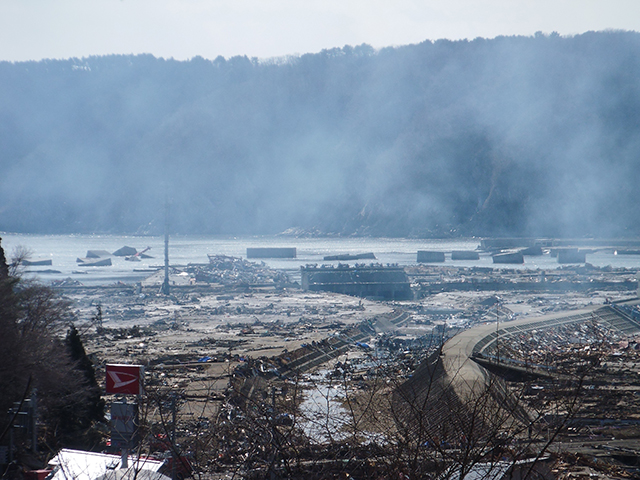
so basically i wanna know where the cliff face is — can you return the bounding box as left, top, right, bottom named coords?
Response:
left=3, top=31, right=640, bottom=237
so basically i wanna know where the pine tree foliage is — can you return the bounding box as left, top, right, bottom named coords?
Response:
left=0, top=238, right=105, bottom=452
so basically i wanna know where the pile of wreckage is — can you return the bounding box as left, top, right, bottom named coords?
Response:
left=185, top=255, right=290, bottom=286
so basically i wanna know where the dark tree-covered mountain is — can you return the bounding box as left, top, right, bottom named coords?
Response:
left=2, top=31, right=640, bottom=238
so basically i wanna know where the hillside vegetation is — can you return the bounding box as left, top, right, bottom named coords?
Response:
left=2, top=31, right=640, bottom=237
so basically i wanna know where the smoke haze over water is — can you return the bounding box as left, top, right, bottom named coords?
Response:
left=2, top=31, right=640, bottom=238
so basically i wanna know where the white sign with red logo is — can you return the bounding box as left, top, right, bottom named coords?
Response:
left=105, top=364, right=144, bottom=395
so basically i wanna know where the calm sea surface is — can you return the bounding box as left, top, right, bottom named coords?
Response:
left=1, top=233, right=639, bottom=286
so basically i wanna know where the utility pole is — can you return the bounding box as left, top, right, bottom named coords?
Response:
left=30, top=390, right=37, bottom=454
left=161, top=197, right=171, bottom=295
left=495, top=296, right=500, bottom=364
left=171, top=394, right=177, bottom=480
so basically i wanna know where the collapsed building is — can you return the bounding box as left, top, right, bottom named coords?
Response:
left=300, top=264, right=412, bottom=300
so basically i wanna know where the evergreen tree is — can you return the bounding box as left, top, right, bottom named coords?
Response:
left=66, top=325, right=105, bottom=424
left=0, top=238, right=105, bottom=451
left=52, top=326, right=106, bottom=449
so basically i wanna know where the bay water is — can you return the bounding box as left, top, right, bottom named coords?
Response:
left=0, top=233, right=638, bottom=286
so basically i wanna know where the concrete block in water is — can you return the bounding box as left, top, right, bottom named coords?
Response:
left=22, top=259, right=52, bottom=266
left=112, top=246, right=137, bottom=257
left=247, top=247, right=296, bottom=259
left=77, top=257, right=112, bottom=267
left=417, top=251, right=445, bottom=263
left=86, top=250, right=112, bottom=258
left=323, top=252, right=376, bottom=261
left=492, top=252, right=524, bottom=264
left=557, top=249, right=586, bottom=264
left=520, top=246, right=543, bottom=256
left=451, top=250, right=479, bottom=260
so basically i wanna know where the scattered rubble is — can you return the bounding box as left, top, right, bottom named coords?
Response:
left=53, top=255, right=640, bottom=478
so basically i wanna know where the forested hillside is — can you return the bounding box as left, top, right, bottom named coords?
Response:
left=2, top=31, right=640, bottom=237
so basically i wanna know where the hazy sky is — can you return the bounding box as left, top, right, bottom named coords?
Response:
left=2, top=0, right=640, bottom=62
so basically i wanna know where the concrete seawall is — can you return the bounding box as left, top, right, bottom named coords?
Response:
left=393, top=302, right=640, bottom=441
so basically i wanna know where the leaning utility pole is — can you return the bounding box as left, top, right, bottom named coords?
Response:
left=161, top=197, right=171, bottom=295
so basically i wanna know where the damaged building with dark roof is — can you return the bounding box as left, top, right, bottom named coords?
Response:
left=300, top=264, right=412, bottom=300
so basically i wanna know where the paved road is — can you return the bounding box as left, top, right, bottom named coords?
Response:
left=440, top=307, right=601, bottom=400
